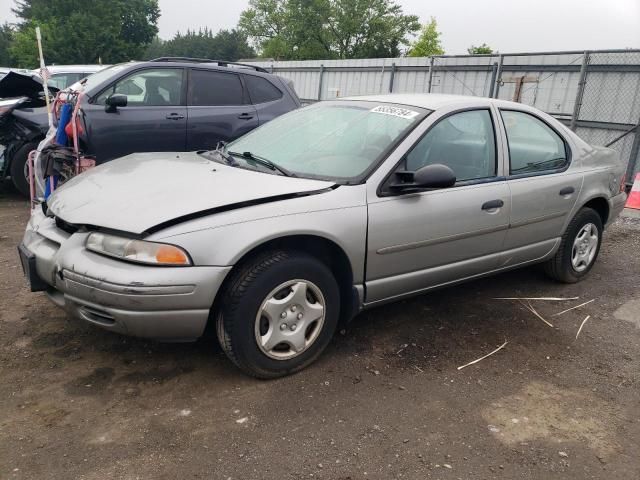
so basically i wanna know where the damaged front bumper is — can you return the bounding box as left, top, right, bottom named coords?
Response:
left=20, top=208, right=231, bottom=341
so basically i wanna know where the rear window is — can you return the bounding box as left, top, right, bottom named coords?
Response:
left=245, top=75, right=283, bottom=104
left=189, top=70, right=244, bottom=106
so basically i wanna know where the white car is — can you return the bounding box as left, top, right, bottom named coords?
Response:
left=31, top=64, right=110, bottom=90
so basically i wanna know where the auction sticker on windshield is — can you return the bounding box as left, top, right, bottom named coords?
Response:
left=370, top=105, right=419, bottom=119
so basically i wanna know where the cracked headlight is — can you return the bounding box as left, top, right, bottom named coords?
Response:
left=85, top=232, right=192, bottom=266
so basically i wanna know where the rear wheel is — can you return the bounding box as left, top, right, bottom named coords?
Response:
left=216, top=250, right=340, bottom=378
left=544, top=207, right=603, bottom=283
left=9, top=141, right=38, bottom=198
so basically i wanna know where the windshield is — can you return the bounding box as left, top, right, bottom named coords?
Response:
left=226, top=101, right=427, bottom=181
left=71, top=63, right=132, bottom=93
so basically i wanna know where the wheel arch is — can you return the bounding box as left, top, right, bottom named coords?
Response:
left=209, top=234, right=360, bottom=331
left=580, top=196, right=610, bottom=226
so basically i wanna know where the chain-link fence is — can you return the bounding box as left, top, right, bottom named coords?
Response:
left=574, top=51, right=640, bottom=183
left=249, top=49, right=640, bottom=185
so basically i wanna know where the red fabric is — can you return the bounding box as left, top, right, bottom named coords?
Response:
left=64, top=117, right=83, bottom=138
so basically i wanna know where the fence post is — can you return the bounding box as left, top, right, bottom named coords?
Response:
left=427, top=57, right=434, bottom=93
left=317, top=64, right=325, bottom=101
left=488, top=61, right=498, bottom=98
left=493, top=54, right=504, bottom=98
left=270, top=64, right=274, bottom=74
left=389, top=62, right=396, bottom=93
left=570, top=51, right=590, bottom=131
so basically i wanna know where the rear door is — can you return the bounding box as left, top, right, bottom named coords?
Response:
left=83, top=67, right=187, bottom=162
left=186, top=69, right=258, bottom=150
left=497, top=108, right=582, bottom=265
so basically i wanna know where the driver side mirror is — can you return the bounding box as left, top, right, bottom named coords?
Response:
left=105, top=93, right=127, bottom=113
left=389, top=163, right=456, bottom=193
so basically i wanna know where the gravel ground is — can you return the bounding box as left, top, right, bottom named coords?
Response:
left=1, top=182, right=640, bottom=480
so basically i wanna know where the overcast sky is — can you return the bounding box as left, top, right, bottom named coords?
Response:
left=1, top=0, right=639, bottom=54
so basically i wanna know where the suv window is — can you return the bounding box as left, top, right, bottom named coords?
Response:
left=96, top=68, right=183, bottom=106
left=405, top=109, right=496, bottom=182
left=501, top=110, right=567, bottom=175
left=245, top=75, right=282, bottom=104
left=189, top=69, right=244, bottom=106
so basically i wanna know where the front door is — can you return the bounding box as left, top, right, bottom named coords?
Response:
left=186, top=69, right=258, bottom=151
left=84, top=67, right=187, bottom=162
left=366, top=108, right=511, bottom=304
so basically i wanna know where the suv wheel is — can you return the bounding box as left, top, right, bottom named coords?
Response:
left=544, top=207, right=603, bottom=283
left=10, top=141, right=38, bottom=198
left=216, top=250, right=340, bottom=378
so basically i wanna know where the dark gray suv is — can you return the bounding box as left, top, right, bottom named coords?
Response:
left=1, top=58, right=300, bottom=195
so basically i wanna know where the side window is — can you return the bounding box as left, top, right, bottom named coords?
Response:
left=95, top=68, right=183, bottom=106
left=405, top=109, right=496, bottom=182
left=501, top=110, right=567, bottom=175
left=188, top=70, right=244, bottom=106
left=245, top=75, right=283, bottom=104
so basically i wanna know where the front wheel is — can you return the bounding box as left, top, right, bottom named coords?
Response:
left=544, top=207, right=603, bottom=283
left=216, top=250, right=340, bottom=378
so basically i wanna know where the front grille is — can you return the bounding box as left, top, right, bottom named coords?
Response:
left=55, top=216, right=79, bottom=234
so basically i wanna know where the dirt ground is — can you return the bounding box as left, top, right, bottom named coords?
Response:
left=1, top=181, right=639, bottom=480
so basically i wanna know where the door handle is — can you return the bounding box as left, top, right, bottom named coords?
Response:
left=481, top=199, right=504, bottom=211
left=559, top=186, right=575, bottom=196
left=165, top=113, right=185, bottom=120
left=237, top=112, right=254, bottom=120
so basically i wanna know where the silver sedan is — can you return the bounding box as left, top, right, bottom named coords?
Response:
left=20, top=94, right=628, bottom=378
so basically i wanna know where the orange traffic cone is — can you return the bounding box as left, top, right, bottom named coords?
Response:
left=626, top=173, right=640, bottom=210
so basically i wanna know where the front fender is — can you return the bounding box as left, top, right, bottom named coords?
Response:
left=151, top=185, right=368, bottom=284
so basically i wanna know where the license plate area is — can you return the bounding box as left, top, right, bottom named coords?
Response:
left=17, top=244, right=48, bottom=292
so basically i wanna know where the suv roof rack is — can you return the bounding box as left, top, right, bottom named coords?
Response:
left=149, top=57, right=268, bottom=73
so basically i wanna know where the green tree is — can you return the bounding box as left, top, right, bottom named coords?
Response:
left=144, top=36, right=166, bottom=60
left=0, top=23, right=15, bottom=66
left=407, top=17, right=444, bottom=57
left=468, top=43, right=493, bottom=55
left=143, top=28, right=254, bottom=61
left=239, top=0, right=420, bottom=60
left=9, top=0, right=159, bottom=68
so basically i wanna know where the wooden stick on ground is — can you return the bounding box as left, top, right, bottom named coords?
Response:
left=494, top=297, right=579, bottom=301
left=575, top=315, right=591, bottom=340
left=520, top=300, right=554, bottom=328
left=554, top=299, right=595, bottom=316
left=457, top=341, right=508, bottom=371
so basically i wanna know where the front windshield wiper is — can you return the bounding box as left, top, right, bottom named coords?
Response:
left=208, top=147, right=237, bottom=166
left=228, top=150, right=296, bottom=177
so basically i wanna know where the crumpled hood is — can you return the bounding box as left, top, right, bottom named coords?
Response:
left=47, top=151, right=335, bottom=235
left=0, top=71, right=58, bottom=99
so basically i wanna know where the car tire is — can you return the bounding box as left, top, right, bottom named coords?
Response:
left=216, top=250, right=340, bottom=379
left=9, top=141, right=38, bottom=198
left=544, top=207, right=603, bottom=283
